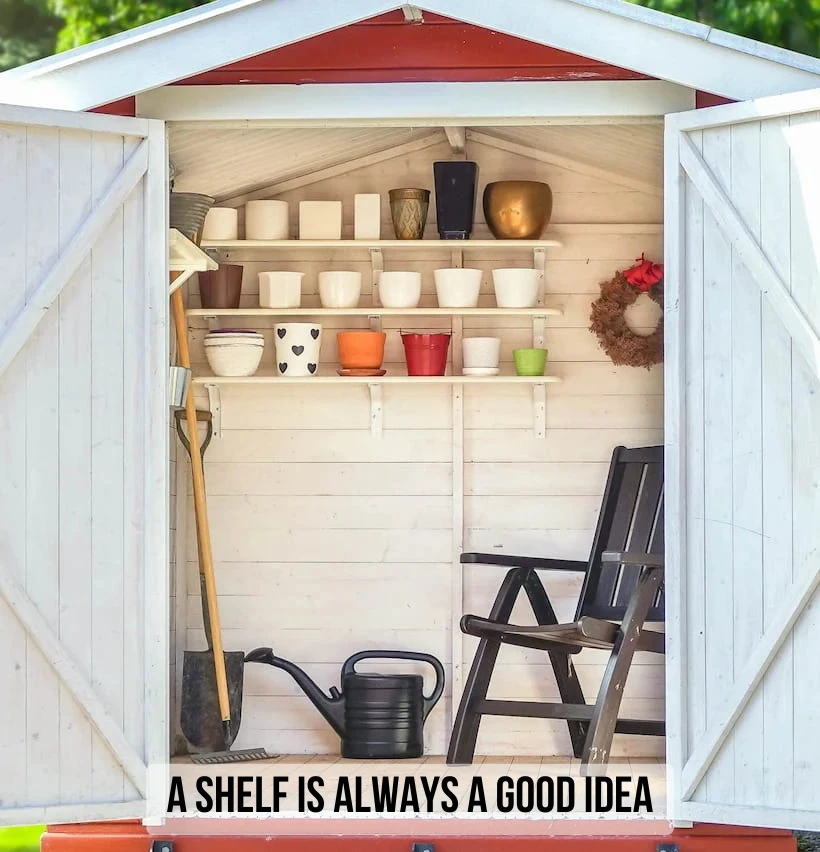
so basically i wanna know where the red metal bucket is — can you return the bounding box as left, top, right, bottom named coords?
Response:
left=401, top=332, right=451, bottom=376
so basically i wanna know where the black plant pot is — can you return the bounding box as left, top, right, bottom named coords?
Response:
left=433, top=161, right=478, bottom=240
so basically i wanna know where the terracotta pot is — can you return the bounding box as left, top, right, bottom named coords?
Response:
left=198, top=264, right=243, bottom=309
left=337, top=330, right=387, bottom=369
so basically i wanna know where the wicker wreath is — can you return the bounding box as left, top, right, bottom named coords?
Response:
left=589, top=255, right=664, bottom=369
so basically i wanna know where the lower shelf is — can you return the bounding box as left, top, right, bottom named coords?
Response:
left=191, top=370, right=562, bottom=386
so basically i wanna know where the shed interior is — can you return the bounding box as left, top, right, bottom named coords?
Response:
left=166, top=120, right=666, bottom=800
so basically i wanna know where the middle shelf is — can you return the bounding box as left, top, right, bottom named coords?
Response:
left=186, top=306, right=562, bottom=318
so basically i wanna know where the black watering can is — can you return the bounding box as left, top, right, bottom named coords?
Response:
left=245, top=648, right=445, bottom=759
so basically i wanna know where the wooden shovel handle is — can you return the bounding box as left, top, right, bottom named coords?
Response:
left=171, top=280, right=231, bottom=724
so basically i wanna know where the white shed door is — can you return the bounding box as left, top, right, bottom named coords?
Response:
left=665, top=89, right=820, bottom=830
left=0, top=105, right=168, bottom=825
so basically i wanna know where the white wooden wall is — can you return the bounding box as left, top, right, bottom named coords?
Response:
left=0, top=109, right=167, bottom=821
left=666, top=99, right=820, bottom=827
left=180, top=132, right=664, bottom=757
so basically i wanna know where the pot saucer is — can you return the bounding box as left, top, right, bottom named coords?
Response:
left=337, top=368, right=387, bottom=377
left=462, top=367, right=500, bottom=376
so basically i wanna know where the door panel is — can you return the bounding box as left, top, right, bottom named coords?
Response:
left=665, top=90, right=820, bottom=830
left=0, top=105, right=167, bottom=825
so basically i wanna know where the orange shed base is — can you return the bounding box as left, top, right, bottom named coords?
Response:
left=42, top=821, right=796, bottom=852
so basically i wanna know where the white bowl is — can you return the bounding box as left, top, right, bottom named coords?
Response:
left=205, top=335, right=263, bottom=345
left=463, top=337, right=501, bottom=369
left=259, top=271, right=304, bottom=308
left=492, top=268, right=541, bottom=308
left=205, top=341, right=264, bottom=377
left=434, top=268, right=482, bottom=308
left=319, top=271, right=362, bottom=308
left=379, top=271, right=422, bottom=308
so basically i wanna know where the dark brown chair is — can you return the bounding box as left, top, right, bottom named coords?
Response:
left=447, top=445, right=664, bottom=771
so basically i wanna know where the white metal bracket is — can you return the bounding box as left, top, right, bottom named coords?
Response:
left=368, top=314, right=382, bottom=332
left=370, top=248, right=383, bottom=307
left=533, top=247, right=547, bottom=306
left=450, top=249, right=464, bottom=269
left=204, top=383, right=222, bottom=439
left=532, top=314, right=546, bottom=348
left=368, top=383, right=383, bottom=438
left=533, top=383, right=546, bottom=439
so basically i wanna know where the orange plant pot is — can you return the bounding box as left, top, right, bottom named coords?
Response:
left=337, top=330, right=387, bottom=369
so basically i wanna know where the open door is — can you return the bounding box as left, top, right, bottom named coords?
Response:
left=0, top=105, right=168, bottom=825
left=665, top=89, right=820, bottom=830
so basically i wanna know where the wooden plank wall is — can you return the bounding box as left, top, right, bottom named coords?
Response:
left=676, top=112, right=820, bottom=812
left=183, top=134, right=665, bottom=757
left=0, top=122, right=151, bottom=811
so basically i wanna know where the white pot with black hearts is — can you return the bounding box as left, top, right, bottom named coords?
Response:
left=274, top=322, right=322, bottom=377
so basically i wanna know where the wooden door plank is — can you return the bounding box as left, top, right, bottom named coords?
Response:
left=679, top=133, right=820, bottom=383
left=0, top=138, right=147, bottom=381
left=0, top=559, right=146, bottom=795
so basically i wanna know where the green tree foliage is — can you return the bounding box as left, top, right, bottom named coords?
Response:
left=51, top=0, right=207, bottom=51
left=0, top=0, right=61, bottom=69
left=627, top=0, right=820, bottom=56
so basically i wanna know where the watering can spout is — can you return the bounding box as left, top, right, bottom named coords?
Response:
left=245, top=647, right=346, bottom=737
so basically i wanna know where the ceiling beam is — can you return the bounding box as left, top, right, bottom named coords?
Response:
left=217, top=132, right=444, bottom=206
left=444, top=126, right=467, bottom=154
left=467, top=129, right=662, bottom=196
left=402, top=5, right=424, bottom=22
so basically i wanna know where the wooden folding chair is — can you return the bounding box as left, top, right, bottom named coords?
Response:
left=447, top=445, right=664, bottom=771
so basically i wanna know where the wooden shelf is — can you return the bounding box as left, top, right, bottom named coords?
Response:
left=186, top=306, right=562, bottom=318
left=192, top=369, right=562, bottom=386
left=169, top=229, right=218, bottom=272
left=200, top=238, right=562, bottom=251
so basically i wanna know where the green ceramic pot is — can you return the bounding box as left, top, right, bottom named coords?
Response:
left=513, top=347, right=548, bottom=376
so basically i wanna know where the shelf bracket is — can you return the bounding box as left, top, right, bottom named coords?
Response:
left=533, top=314, right=546, bottom=348
left=368, top=383, right=383, bottom=438
left=450, top=249, right=463, bottom=269
left=204, top=383, right=222, bottom=439
left=533, top=247, right=547, bottom=306
left=532, top=383, right=546, bottom=439
left=369, top=248, right=383, bottom=307
left=368, top=314, right=382, bottom=332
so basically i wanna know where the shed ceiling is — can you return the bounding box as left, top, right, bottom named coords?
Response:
left=168, top=123, right=663, bottom=203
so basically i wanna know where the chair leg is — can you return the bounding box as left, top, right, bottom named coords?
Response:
left=523, top=571, right=588, bottom=758
left=447, top=567, right=529, bottom=765
left=581, top=566, right=664, bottom=772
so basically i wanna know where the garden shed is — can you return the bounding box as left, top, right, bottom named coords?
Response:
left=0, top=0, right=819, bottom=849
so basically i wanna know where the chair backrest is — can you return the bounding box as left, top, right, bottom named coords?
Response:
left=575, top=445, right=664, bottom=622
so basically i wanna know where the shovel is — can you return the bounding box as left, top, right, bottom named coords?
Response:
left=175, top=410, right=246, bottom=754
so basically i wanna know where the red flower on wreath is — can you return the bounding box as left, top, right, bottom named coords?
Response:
left=623, top=254, right=664, bottom=292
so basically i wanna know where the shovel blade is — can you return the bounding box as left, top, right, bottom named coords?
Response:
left=181, top=650, right=245, bottom=753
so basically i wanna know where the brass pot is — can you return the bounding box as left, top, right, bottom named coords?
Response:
left=389, top=188, right=430, bottom=240
left=482, top=181, right=552, bottom=240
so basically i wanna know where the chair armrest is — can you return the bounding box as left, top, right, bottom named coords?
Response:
left=460, top=552, right=588, bottom=572
left=602, top=550, right=664, bottom=568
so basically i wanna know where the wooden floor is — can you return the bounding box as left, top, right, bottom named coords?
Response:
left=171, top=754, right=666, bottom=819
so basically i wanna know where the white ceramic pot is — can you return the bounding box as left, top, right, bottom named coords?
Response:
left=274, top=322, right=322, bottom=377
left=434, top=268, right=483, bottom=308
left=378, top=271, right=422, bottom=308
left=201, top=207, right=239, bottom=241
left=259, top=271, right=304, bottom=308
left=492, top=268, right=541, bottom=308
left=204, top=339, right=264, bottom=377
left=318, top=271, right=362, bottom=308
left=245, top=200, right=289, bottom=240
left=462, top=337, right=501, bottom=369
left=299, top=201, right=343, bottom=239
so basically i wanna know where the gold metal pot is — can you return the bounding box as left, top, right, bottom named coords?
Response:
left=482, top=181, right=552, bottom=240
left=389, top=188, right=430, bottom=240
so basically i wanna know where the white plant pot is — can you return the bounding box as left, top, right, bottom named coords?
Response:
left=204, top=340, right=264, bottom=377
left=201, top=207, right=238, bottom=241
left=492, top=268, right=542, bottom=308
left=275, top=323, right=322, bottom=376
left=259, top=271, right=304, bottom=308
left=462, top=337, right=501, bottom=368
left=378, top=271, right=422, bottom=308
left=245, top=200, right=289, bottom=240
left=299, top=201, right=343, bottom=239
left=434, top=268, right=482, bottom=308
left=318, top=271, right=362, bottom=308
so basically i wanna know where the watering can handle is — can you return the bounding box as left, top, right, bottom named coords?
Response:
left=341, top=650, right=445, bottom=720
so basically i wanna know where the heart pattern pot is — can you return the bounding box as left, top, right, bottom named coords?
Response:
left=274, top=323, right=322, bottom=376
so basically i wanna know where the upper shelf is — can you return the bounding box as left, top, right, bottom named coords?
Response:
left=200, top=238, right=562, bottom=251
left=186, top=306, right=562, bottom=318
